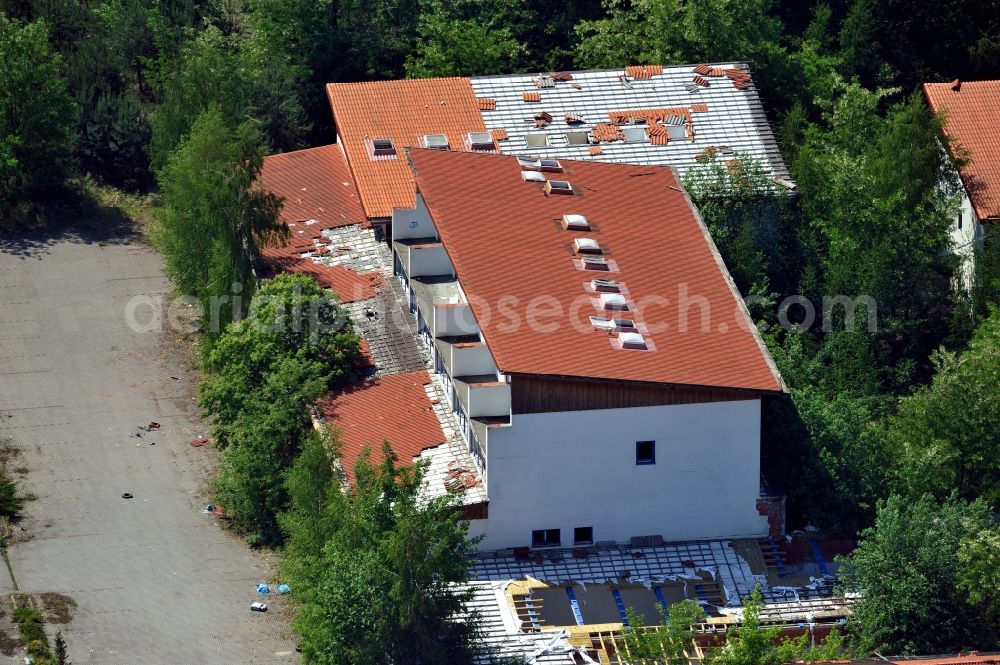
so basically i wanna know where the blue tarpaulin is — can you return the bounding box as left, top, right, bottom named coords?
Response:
left=256, top=583, right=270, bottom=595
left=277, top=584, right=291, bottom=595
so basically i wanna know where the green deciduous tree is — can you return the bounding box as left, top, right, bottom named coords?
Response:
left=404, top=0, right=527, bottom=78
left=883, top=311, right=1000, bottom=506
left=149, top=26, right=306, bottom=172
left=957, top=528, right=1000, bottom=628
left=710, top=586, right=844, bottom=665
left=156, top=106, right=284, bottom=336
left=574, top=0, right=788, bottom=98
left=0, top=15, right=76, bottom=218
left=621, top=600, right=706, bottom=665
left=286, top=442, right=481, bottom=664
left=200, top=274, right=359, bottom=544
left=838, top=493, right=997, bottom=654
left=792, top=83, right=958, bottom=392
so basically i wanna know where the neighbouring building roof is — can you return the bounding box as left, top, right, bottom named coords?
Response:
left=259, top=144, right=366, bottom=228
left=924, top=80, right=1000, bottom=222
left=317, top=371, right=447, bottom=480
left=407, top=148, right=784, bottom=392
left=327, top=65, right=791, bottom=221
left=326, top=78, right=488, bottom=219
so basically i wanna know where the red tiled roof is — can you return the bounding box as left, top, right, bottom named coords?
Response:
left=264, top=256, right=382, bottom=303
left=326, top=78, right=486, bottom=219
left=588, top=146, right=603, bottom=155
left=491, top=128, right=509, bottom=141
left=408, top=149, right=783, bottom=392
left=260, top=144, right=365, bottom=228
left=319, top=372, right=446, bottom=481
left=924, top=80, right=1000, bottom=221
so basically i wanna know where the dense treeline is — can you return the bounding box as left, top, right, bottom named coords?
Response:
left=5, top=0, right=1000, bottom=657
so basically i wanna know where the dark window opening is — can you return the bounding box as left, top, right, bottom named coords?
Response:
left=574, top=527, right=594, bottom=545
left=532, top=528, right=561, bottom=548
left=636, top=440, right=655, bottom=465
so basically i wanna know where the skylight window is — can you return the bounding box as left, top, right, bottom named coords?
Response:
left=517, top=155, right=541, bottom=170
left=591, top=278, right=619, bottom=293
left=545, top=180, right=573, bottom=195
left=565, top=130, right=590, bottom=145
left=420, top=134, right=450, bottom=150
left=521, top=171, right=546, bottom=182
left=581, top=256, right=609, bottom=270
left=623, top=127, right=648, bottom=143
left=590, top=316, right=636, bottom=331
left=466, top=132, right=495, bottom=150
left=525, top=133, right=548, bottom=148
left=539, top=159, right=563, bottom=172
left=600, top=293, right=628, bottom=310
left=667, top=124, right=686, bottom=140
left=573, top=237, right=601, bottom=254
left=619, top=332, right=648, bottom=350
left=562, top=214, right=589, bottom=230
left=370, top=138, right=396, bottom=157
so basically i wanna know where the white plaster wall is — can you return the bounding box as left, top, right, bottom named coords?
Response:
left=452, top=344, right=497, bottom=377
left=467, top=383, right=511, bottom=418
left=951, top=187, right=983, bottom=292
left=409, top=244, right=453, bottom=277
left=391, top=195, right=436, bottom=240
left=434, top=303, right=480, bottom=337
left=472, top=399, right=768, bottom=550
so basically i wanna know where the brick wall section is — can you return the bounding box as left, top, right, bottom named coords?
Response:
left=756, top=495, right=786, bottom=538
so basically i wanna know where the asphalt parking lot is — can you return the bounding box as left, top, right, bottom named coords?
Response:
left=0, top=224, right=298, bottom=663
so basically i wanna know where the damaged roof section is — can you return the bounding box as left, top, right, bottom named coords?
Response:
left=327, top=64, right=791, bottom=222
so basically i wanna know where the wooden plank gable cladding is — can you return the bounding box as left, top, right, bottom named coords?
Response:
left=509, top=374, right=765, bottom=414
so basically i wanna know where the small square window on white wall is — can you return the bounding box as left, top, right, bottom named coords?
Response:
left=636, top=440, right=655, bottom=465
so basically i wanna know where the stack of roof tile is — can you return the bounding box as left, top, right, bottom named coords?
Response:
left=726, top=68, right=752, bottom=90
left=625, top=65, right=663, bottom=80
left=592, top=123, right=625, bottom=142
left=477, top=97, right=497, bottom=110
left=491, top=128, right=509, bottom=141
left=523, top=91, right=541, bottom=102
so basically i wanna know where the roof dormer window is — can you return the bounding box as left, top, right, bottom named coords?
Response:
left=562, top=214, right=589, bottom=230
left=466, top=132, right=495, bottom=151
left=369, top=137, right=397, bottom=158
left=573, top=237, right=601, bottom=254
left=420, top=134, right=450, bottom=150
left=521, top=171, right=546, bottom=182
left=590, top=316, right=636, bottom=332
left=545, top=180, right=573, bottom=195
left=539, top=159, right=563, bottom=172
left=600, top=292, right=628, bottom=310
left=581, top=255, right=609, bottom=271
left=591, top=278, right=619, bottom=293
left=517, top=156, right=541, bottom=170
left=526, top=133, right=548, bottom=148
left=618, top=332, right=648, bottom=350
left=623, top=126, right=648, bottom=143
